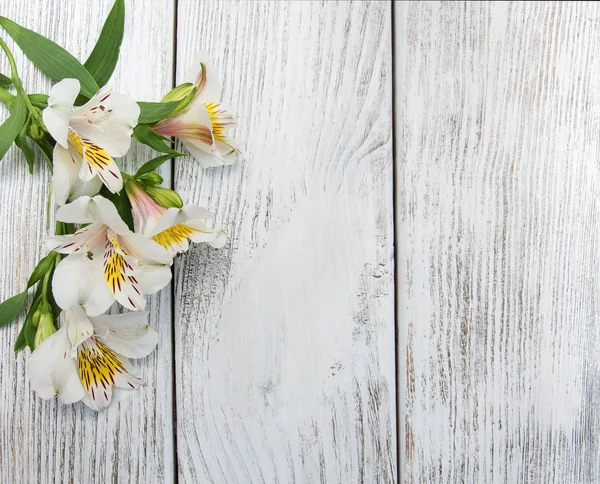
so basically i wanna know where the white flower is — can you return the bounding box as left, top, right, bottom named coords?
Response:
left=43, top=78, right=140, bottom=205
left=46, top=195, right=172, bottom=315
left=28, top=306, right=157, bottom=411
left=125, top=179, right=226, bottom=256
left=152, top=54, right=244, bottom=168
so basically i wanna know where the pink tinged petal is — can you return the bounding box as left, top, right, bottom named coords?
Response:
left=183, top=52, right=222, bottom=101
left=90, top=311, right=158, bottom=359
left=45, top=223, right=106, bottom=254
left=52, top=252, right=115, bottom=316
left=27, top=326, right=85, bottom=404
left=64, top=306, right=94, bottom=353
left=42, top=78, right=81, bottom=148
left=126, top=182, right=166, bottom=235
left=154, top=103, right=214, bottom=145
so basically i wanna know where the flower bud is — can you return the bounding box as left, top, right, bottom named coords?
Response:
left=144, top=185, right=183, bottom=209
left=160, top=83, right=198, bottom=118
left=28, top=119, right=46, bottom=141
left=138, top=172, right=164, bottom=186
left=34, top=313, right=56, bottom=349
left=31, top=308, right=42, bottom=329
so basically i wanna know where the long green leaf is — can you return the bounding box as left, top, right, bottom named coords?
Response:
left=0, top=291, right=27, bottom=327
left=0, top=72, right=11, bottom=88
left=134, top=154, right=180, bottom=177
left=15, top=122, right=35, bottom=173
left=0, top=16, right=99, bottom=97
left=137, top=101, right=180, bottom=124
left=133, top=124, right=182, bottom=156
left=84, top=0, right=125, bottom=87
left=0, top=94, right=26, bottom=160
left=27, top=253, right=58, bottom=288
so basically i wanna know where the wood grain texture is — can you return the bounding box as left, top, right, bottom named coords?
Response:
left=173, top=1, right=396, bottom=482
left=0, top=1, right=175, bottom=482
left=396, top=2, right=600, bottom=482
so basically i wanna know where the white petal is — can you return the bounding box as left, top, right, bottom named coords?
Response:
left=56, top=196, right=130, bottom=234
left=183, top=52, right=222, bottom=101
left=182, top=204, right=213, bottom=221
left=72, top=88, right=140, bottom=157
left=183, top=140, right=236, bottom=169
left=52, top=143, right=81, bottom=205
left=45, top=223, right=106, bottom=254
left=64, top=306, right=94, bottom=352
left=147, top=208, right=181, bottom=237
left=42, top=79, right=80, bottom=147
left=119, top=233, right=173, bottom=265
left=52, top=252, right=115, bottom=316
left=27, top=327, right=85, bottom=404
left=136, top=264, right=172, bottom=295
left=71, top=176, right=103, bottom=200
left=90, top=311, right=158, bottom=359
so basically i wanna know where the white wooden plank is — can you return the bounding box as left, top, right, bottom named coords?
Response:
left=396, top=2, right=600, bottom=482
left=0, top=1, right=175, bottom=482
left=174, top=1, right=396, bottom=482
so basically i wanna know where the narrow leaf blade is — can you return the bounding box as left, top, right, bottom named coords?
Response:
left=0, top=72, right=12, bottom=88
left=26, top=253, right=57, bottom=288
left=0, top=291, right=27, bottom=327
left=84, top=0, right=125, bottom=87
left=134, top=154, right=180, bottom=177
left=133, top=124, right=182, bottom=156
left=137, top=101, right=180, bottom=124
left=0, top=95, right=26, bottom=160
left=0, top=16, right=99, bottom=97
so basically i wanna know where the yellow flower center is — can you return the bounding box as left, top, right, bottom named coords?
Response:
left=152, top=224, right=195, bottom=249
left=203, top=101, right=232, bottom=142
left=68, top=131, right=114, bottom=171
left=77, top=339, right=125, bottom=394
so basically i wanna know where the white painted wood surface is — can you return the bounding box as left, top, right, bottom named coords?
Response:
left=0, top=1, right=175, bottom=482
left=173, top=1, right=396, bottom=482
left=396, top=2, right=600, bottom=482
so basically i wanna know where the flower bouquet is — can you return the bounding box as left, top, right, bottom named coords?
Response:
left=0, top=0, right=242, bottom=410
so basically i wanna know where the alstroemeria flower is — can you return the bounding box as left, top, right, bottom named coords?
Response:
left=126, top=180, right=225, bottom=256
left=153, top=55, right=244, bottom=168
left=28, top=306, right=157, bottom=411
left=45, top=195, right=172, bottom=315
left=43, top=78, right=140, bottom=204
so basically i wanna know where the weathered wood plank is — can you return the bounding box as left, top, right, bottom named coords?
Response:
left=396, top=2, right=600, bottom=482
left=174, top=1, right=396, bottom=482
left=0, top=1, right=175, bottom=482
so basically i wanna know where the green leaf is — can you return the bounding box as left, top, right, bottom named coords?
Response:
left=84, top=0, right=125, bottom=87
left=100, top=186, right=134, bottom=231
left=0, top=16, right=100, bottom=98
left=0, top=94, right=26, bottom=160
left=26, top=252, right=58, bottom=288
left=0, top=72, right=12, bottom=88
left=133, top=124, right=182, bottom=156
left=134, top=154, right=180, bottom=177
left=0, top=291, right=27, bottom=327
left=137, top=101, right=180, bottom=124
left=14, top=322, right=26, bottom=352
left=15, top=121, right=35, bottom=173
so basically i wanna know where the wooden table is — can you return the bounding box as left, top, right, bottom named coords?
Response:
left=0, top=1, right=597, bottom=482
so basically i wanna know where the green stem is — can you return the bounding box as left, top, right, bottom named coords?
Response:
left=0, top=85, right=14, bottom=105
left=0, top=36, right=39, bottom=121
